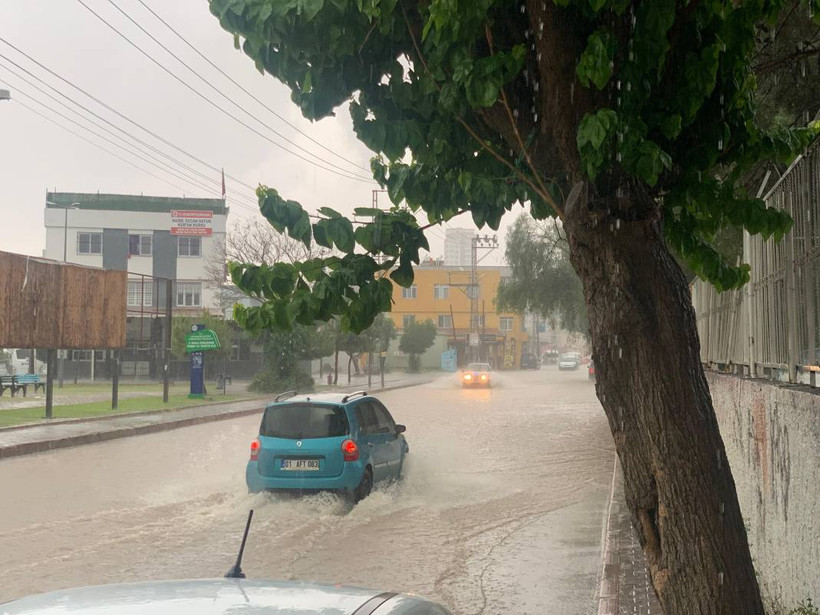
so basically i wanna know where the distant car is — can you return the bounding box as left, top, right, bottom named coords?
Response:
left=461, top=362, right=492, bottom=387
left=588, top=360, right=596, bottom=381
left=245, top=391, right=408, bottom=502
left=1, top=579, right=453, bottom=615
left=542, top=350, right=559, bottom=365
left=558, top=354, right=580, bottom=371
left=520, top=352, right=539, bottom=370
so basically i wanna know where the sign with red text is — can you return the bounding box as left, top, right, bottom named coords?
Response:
left=171, top=210, right=213, bottom=236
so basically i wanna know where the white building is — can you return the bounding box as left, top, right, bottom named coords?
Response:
left=44, top=192, right=227, bottom=315
left=444, top=227, right=474, bottom=267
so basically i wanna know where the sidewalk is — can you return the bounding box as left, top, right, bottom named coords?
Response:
left=0, top=371, right=438, bottom=459
left=598, top=463, right=663, bottom=615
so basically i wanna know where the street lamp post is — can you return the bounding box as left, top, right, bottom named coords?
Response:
left=45, top=200, right=80, bottom=388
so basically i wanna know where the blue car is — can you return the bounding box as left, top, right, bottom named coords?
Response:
left=246, top=391, right=408, bottom=501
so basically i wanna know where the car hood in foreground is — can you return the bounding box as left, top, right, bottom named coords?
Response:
left=2, top=579, right=450, bottom=615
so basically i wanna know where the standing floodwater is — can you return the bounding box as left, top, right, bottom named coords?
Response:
left=0, top=369, right=613, bottom=614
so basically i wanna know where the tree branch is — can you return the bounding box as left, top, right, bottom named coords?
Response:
left=754, top=46, right=820, bottom=74
left=398, top=1, right=559, bottom=214
left=485, top=24, right=563, bottom=218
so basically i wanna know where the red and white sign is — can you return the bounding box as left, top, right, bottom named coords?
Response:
left=171, top=210, right=213, bottom=236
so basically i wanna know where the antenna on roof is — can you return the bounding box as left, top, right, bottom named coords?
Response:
left=225, top=509, right=253, bottom=579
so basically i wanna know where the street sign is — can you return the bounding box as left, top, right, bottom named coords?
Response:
left=469, top=333, right=480, bottom=347
left=185, top=329, right=221, bottom=353
left=171, top=210, right=213, bottom=236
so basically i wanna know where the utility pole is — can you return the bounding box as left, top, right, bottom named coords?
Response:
left=46, top=200, right=79, bottom=389
left=470, top=235, right=498, bottom=363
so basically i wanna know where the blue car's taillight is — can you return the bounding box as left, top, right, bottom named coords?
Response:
left=342, top=439, right=359, bottom=462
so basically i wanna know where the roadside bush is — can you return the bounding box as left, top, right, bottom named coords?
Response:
left=250, top=367, right=314, bottom=394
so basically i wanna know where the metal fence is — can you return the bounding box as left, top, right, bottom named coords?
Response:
left=693, top=138, right=820, bottom=384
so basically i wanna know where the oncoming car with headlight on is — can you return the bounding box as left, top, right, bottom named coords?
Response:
left=461, top=362, right=492, bottom=387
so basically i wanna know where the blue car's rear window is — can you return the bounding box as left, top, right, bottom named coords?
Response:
left=260, top=404, right=349, bottom=439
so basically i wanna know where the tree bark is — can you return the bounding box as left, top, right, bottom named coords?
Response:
left=566, top=197, right=764, bottom=614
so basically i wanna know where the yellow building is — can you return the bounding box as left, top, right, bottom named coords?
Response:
left=387, top=262, right=529, bottom=369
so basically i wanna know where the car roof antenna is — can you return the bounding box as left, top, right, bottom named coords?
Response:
left=225, top=509, right=254, bottom=579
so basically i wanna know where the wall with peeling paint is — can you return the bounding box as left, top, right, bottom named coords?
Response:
left=708, top=372, right=820, bottom=612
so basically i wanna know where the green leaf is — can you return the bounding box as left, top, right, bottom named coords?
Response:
left=390, top=257, right=414, bottom=287
left=298, top=0, right=324, bottom=21
left=329, top=217, right=355, bottom=253
left=577, top=30, right=614, bottom=90
left=659, top=114, right=682, bottom=140
left=353, top=207, right=383, bottom=218
left=318, top=206, right=342, bottom=218
left=312, top=219, right=332, bottom=248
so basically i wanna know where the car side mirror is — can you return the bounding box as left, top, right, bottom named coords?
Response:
left=395, top=424, right=407, bottom=435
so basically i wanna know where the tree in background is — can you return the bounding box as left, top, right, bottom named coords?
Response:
left=303, top=320, right=337, bottom=380
left=250, top=325, right=316, bottom=393
left=205, top=216, right=330, bottom=312
left=399, top=320, right=437, bottom=373
left=497, top=215, right=587, bottom=336
left=211, top=2, right=820, bottom=610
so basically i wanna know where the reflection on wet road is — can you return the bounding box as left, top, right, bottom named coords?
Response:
left=0, top=368, right=614, bottom=614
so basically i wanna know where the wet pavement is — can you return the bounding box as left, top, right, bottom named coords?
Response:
left=0, top=369, right=617, bottom=613
left=0, top=372, right=436, bottom=457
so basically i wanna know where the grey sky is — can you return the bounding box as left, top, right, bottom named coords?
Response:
left=0, top=0, right=511, bottom=262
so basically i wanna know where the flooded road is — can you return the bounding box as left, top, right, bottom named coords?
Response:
left=0, top=368, right=615, bottom=614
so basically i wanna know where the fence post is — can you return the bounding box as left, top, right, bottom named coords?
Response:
left=163, top=278, right=173, bottom=403
left=786, top=188, right=800, bottom=383
left=744, top=231, right=756, bottom=377
left=45, top=348, right=55, bottom=419
left=111, top=350, right=120, bottom=410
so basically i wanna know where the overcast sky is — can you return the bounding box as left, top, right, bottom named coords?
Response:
left=0, top=0, right=510, bottom=263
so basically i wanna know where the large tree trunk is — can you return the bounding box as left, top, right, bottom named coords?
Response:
left=566, top=199, right=764, bottom=614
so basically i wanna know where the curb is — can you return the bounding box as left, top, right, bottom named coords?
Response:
left=0, top=395, right=268, bottom=433
left=0, top=378, right=430, bottom=460
left=597, top=455, right=621, bottom=615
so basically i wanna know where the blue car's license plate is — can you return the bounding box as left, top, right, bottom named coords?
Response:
left=280, top=458, right=320, bottom=471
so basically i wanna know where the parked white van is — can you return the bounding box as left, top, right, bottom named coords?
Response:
left=0, top=348, right=47, bottom=376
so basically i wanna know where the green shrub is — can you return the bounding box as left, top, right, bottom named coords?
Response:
left=250, top=368, right=314, bottom=394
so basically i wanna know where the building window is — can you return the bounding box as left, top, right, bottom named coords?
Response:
left=433, top=284, right=449, bottom=299
left=178, top=236, right=201, bottom=257
left=402, top=314, right=415, bottom=328
left=129, top=234, right=152, bottom=256
left=500, top=317, right=514, bottom=332
left=71, top=350, right=92, bottom=361
left=77, top=232, right=102, bottom=255
left=401, top=285, right=417, bottom=299
left=127, top=280, right=153, bottom=307
left=176, top=282, right=202, bottom=307
left=437, top=314, right=452, bottom=329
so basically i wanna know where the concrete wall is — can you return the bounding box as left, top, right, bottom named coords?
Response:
left=708, top=372, right=820, bottom=611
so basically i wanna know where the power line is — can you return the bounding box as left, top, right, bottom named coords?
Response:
left=131, top=0, right=370, bottom=174
left=0, top=36, right=259, bottom=194
left=75, top=0, right=374, bottom=183
left=0, top=63, right=222, bottom=198
left=8, top=94, right=212, bottom=199
left=0, top=53, right=261, bottom=213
